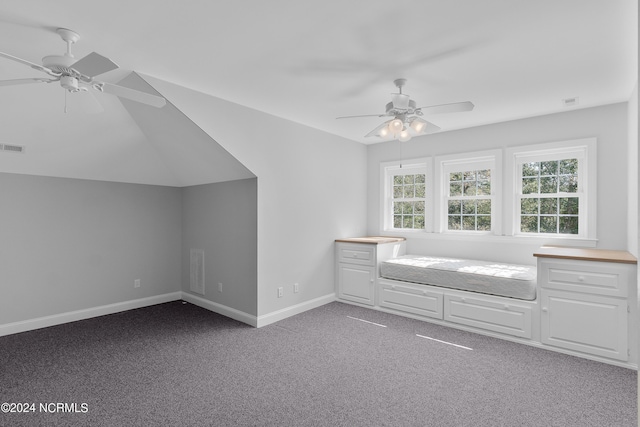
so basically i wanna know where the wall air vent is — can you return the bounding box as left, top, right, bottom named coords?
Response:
left=190, top=249, right=205, bottom=295
left=0, top=144, right=26, bottom=154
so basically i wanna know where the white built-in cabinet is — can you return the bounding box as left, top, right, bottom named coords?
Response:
left=335, top=239, right=637, bottom=367
left=335, top=237, right=406, bottom=306
left=534, top=247, right=637, bottom=363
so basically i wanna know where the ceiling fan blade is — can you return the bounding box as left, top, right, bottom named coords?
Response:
left=365, top=120, right=392, bottom=138
left=336, top=113, right=387, bottom=119
left=417, top=101, right=474, bottom=115
left=71, top=52, right=119, bottom=78
left=0, top=51, right=56, bottom=76
left=98, top=82, right=166, bottom=108
left=0, top=77, right=55, bottom=87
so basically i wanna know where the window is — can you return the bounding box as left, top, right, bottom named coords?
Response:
left=382, top=160, right=430, bottom=232
left=379, top=138, right=595, bottom=243
left=436, top=151, right=501, bottom=234
left=508, top=138, right=596, bottom=240
left=519, top=159, right=579, bottom=234
left=392, top=173, right=426, bottom=229
left=447, top=169, right=492, bottom=231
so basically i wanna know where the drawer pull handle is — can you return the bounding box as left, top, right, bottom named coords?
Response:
left=542, top=307, right=548, bottom=312
left=503, top=305, right=509, bottom=310
left=578, top=276, right=585, bottom=282
left=461, top=298, right=466, bottom=303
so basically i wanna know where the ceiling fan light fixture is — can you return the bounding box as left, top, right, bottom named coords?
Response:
left=389, top=118, right=403, bottom=133
left=410, top=118, right=426, bottom=134
left=398, top=128, right=412, bottom=142
left=379, top=126, right=390, bottom=137
left=60, top=75, right=79, bottom=92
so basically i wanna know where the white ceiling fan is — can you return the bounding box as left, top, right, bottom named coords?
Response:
left=0, top=28, right=166, bottom=108
left=337, top=78, right=473, bottom=141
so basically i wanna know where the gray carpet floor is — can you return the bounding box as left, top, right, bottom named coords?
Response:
left=0, top=300, right=636, bottom=426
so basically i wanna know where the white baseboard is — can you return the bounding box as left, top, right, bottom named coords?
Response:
left=0, top=292, right=182, bottom=337
left=256, top=293, right=336, bottom=328
left=181, top=292, right=258, bottom=327
left=0, top=292, right=337, bottom=337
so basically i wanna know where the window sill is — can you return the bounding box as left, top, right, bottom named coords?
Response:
left=380, top=230, right=598, bottom=248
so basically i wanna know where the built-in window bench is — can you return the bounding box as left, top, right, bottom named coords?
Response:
left=335, top=238, right=637, bottom=368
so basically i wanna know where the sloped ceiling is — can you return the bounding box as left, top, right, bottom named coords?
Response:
left=0, top=0, right=636, bottom=186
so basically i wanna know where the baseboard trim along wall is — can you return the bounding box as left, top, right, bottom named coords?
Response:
left=181, top=292, right=259, bottom=327
left=0, top=292, right=183, bottom=338
left=256, top=293, right=337, bottom=328
left=0, top=292, right=338, bottom=337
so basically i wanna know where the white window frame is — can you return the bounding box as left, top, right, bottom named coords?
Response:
left=505, top=138, right=596, bottom=240
left=434, top=150, right=502, bottom=235
left=381, top=158, right=432, bottom=233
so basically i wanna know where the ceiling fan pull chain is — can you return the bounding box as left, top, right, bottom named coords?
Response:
left=64, top=89, right=68, bottom=114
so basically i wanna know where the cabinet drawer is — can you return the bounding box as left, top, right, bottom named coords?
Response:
left=444, top=295, right=533, bottom=339
left=539, top=259, right=631, bottom=297
left=338, top=245, right=375, bottom=266
left=378, top=280, right=443, bottom=319
left=540, top=289, right=627, bottom=361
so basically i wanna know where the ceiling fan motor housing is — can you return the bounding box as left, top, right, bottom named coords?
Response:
left=385, top=99, right=417, bottom=117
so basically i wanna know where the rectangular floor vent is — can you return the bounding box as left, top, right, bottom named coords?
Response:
left=190, top=249, right=205, bottom=295
left=0, top=144, right=26, bottom=154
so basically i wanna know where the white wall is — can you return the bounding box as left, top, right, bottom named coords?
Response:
left=142, top=75, right=369, bottom=318
left=367, top=103, right=629, bottom=266
left=0, top=173, right=182, bottom=325
left=182, top=178, right=258, bottom=316
left=629, top=83, right=638, bottom=257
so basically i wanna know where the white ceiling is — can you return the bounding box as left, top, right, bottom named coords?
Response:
left=0, top=0, right=637, bottom=185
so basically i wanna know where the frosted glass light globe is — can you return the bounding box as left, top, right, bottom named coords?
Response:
left=389, top=119, right=403, bottom=133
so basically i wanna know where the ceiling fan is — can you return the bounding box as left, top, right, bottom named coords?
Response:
left=337, top=78, right=473, bottom=141
left=0, top=28, right=166, bottom=108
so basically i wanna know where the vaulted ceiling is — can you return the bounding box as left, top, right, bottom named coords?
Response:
left=0, top=1, right=636, bottom=186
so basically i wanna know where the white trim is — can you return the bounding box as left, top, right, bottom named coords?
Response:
left=0, top=292, right=339, bottom=336
left=256, top=293, right=336, bottom=328
left=505, top=137, right=596, bottom=239
left=181, top=292, right=258, bottom=327
left=378, top=230, right=597, bottom=247
left=380, top=157, right=432, bottom=233
left=0, top=292, right=182, bottom=337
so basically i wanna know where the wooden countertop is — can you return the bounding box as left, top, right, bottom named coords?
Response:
left=335, top=236, right=406, bottom=245
left=533, top=246, right=637, bottom=264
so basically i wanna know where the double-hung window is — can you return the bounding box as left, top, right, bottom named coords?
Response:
left=382, top=160, right=430, bottom=232
left=508, top=138, right=596, bottom=239
left=436, top=151, right=501, bottom=234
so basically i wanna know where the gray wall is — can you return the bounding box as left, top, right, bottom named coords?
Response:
left=367, top=102, right=630, bottom=266
left=0, top=173, right=182, bottom=324
left=145, top=75, right=369, bottom=318
left=181, top=178, right=258, bottom=316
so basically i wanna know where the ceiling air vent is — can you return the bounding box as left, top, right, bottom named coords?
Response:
left=562, top=97, right=579, bottom=107
left=0, top=144, right=26, bottom=154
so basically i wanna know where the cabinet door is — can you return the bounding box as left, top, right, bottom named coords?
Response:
left=541, top=289, right=628, bottom=361
left=338, top=264, right=375, bottom=306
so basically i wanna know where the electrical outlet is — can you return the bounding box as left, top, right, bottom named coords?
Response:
left=218, top=282, right=223, bottom=292
left=134, top=279, right=140, bottom=288
left=277, top=287, right=284, bottom=298
left=294, top=283, right=299, bottom=293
